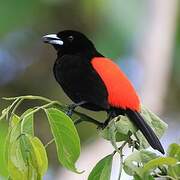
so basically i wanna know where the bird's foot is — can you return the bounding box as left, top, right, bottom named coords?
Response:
left=66, top=101, right=86, bottom=117
left=66, top=104, right=77, bottom=117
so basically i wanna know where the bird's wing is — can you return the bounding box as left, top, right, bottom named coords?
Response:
left=54, top=55, right=109, bottom=110
left=91, top=57, right=140, bottom=111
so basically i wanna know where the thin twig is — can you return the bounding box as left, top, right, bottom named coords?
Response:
left=111, top=140, right=128, bottom=180
left=3, top=95, right=104, bottom=127
left=74, top=118, right=83, bottom=125
left=10, top=98, right=24, bottom=119
left=3, top=95, right=53, bottom=103
left=3, top=95, right=64, bottom=109
left=6, top=98, right=20, bottom=122
left=115, top=141, right=128, bottom=180
left=154, top=173, right=177, bottom=180
left=118, top=152, right=123, bottom=180
left=74, top=112, right=103, bottom=127
left=45, top=139, right=55, bottom=148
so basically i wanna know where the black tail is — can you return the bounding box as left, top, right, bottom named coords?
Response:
left=125, top=109, right=165, bottom=154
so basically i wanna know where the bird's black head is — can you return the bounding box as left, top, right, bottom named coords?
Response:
left=42, top=30, right=95, bottom=55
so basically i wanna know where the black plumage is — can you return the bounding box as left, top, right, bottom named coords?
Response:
left=43, top=30, right=165, bottom=154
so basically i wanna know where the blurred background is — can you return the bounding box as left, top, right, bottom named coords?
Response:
left=0, top=0, right=179, bottom=179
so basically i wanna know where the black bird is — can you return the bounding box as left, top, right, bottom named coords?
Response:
left=42, top=30, right=164, bottom=154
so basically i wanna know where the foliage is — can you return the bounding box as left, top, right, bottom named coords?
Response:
left=0, top=95, right=179, bottom=180
left=45, top=108, right=81, bottom=173
left=88, top=154, right=113, bottom=180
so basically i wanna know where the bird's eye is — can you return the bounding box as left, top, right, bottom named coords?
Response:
left=68, top=36, right=74, bottom=42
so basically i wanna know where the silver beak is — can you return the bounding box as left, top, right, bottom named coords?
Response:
left=42, top=34, right=63, bottom=45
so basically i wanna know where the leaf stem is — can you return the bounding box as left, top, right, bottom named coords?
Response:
left=3, top=95, right=68, bottom=111
left=20, top=101, right=57, bottom=134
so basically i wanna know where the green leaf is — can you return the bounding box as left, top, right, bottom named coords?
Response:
left=133, top=173, right=155, bottom=180
left=21, top=108, right=34, bottom=136
left=167, top=143, right=180, bottom=160
left=116, top=116, right=137, bottom=136
left=168, top=164, right=180, bottom=179
left=0, top=121, right=9, bottom=177
left=88, top=154, right=113, bottom=180
left=6, top=113, right=47, bottom=179
left=6, top=115, right=27, bottom=179
left=143, top=174, right=155, bottom=180
left=7, top=115, right=25, bottom=179
left=45, top=108, right=81, bottom=173
left=133, top=174, right=143, bottom=180
left=0, top=108, right=8, bottom=121
left=109, top=122, right=121, bottom=153
left=100, top=121, right=122, bottom=153
left=100, top=105, right=167, bottom=146
left=141, top=157, right=177, bottom=175
left=8, top=134, right=48, bottom=180
left=115, top=116, right=137, bottom=142
left=19, top=135, right=48, bottom=179
left=167, top=143, right=180, bottom=178
left=99, top=122, right=115, bottom=141
left=8, top=140, right=28, bottom=180
left=9, top=115, right=21, bottom=143
left=123, top=150, right=158, bottom=176
left=100, top=116, right=137, bottom=142
left=124, top=151, right=176, bottom=179
left=30, top=137, right=48, bottom=176
left=136, top=105, right=168, bottom=149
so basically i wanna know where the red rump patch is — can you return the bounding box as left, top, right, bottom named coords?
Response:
left=91, top=57, right=140, bottom=111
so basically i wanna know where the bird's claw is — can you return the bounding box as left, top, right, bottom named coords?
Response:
left=66, top=104, right=76, bottom=117
left=66, top=109, right=73, bottom=117
left=66, top=101, right=86, bottom=117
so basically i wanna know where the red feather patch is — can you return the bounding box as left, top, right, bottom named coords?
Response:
left=91, top=57, right=140, bottom=111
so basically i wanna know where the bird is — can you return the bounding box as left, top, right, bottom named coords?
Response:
left=42, top=30, right=164, bottom=154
